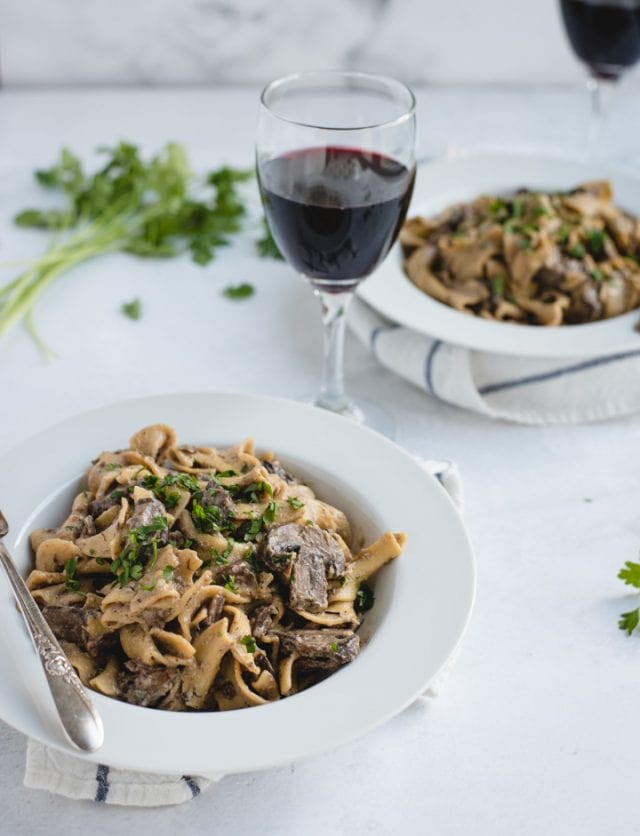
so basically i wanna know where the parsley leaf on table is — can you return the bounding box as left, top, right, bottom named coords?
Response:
left=618, top=561, right=640, bottom=589
left=619, top=608, right=640, bottom=636
left=121, top=297, right=142, bottom=320
left=223, top=283, right=255, bottom=300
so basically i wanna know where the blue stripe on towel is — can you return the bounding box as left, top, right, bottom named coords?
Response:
left=182, top=775, right=201, bottom=798
left=95, top=764, right=110, bottom=802
left=370, top=323, right=400, bottom=352
left=425, top=340, right=442, bottom=396
left=478, top=348, right=640, bottom=396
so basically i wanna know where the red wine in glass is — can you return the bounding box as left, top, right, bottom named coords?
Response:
left=560, top=0, right=640, bottom=80
left=259, top=146, right=415, bottom=291
left=256, top=70, right=416, bottom=433
left=559, top=0, right=640, bottom=155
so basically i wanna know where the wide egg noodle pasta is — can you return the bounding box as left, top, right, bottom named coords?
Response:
left=25, top=424, right=406, bottom=712
left=401, top=181, right=640, bottom=326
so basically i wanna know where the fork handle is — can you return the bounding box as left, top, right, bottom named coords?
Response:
left=0, top=543, right=104, bottom=752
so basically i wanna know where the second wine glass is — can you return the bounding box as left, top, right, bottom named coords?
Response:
left=256, top=71, right=416, bottom=432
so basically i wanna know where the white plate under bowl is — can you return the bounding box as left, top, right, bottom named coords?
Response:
left=358, top=153, right=640, bottom=359
left=0, top=393, right=475, bottom=775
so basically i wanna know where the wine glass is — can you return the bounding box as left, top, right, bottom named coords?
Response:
left=559, top=0, right=640, bottom=156
left=256, top=71, right=416, bottom=433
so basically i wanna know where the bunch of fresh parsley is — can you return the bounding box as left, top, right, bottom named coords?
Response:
left=0, top=142, right=280, bottom=348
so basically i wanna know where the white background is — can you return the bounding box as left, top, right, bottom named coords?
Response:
left=0, top=0, right=627, bottom=86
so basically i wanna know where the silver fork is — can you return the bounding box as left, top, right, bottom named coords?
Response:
left=0, top=509, right=104, bottom=752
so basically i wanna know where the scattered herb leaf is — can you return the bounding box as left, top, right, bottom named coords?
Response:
left=619, top=608, right=640, bottom=636
left=223, top=283, right=254, bottom=300
left=121, top=298, right=142, bottom=321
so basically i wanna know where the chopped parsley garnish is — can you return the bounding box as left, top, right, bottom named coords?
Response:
left=63, top=557, right=81, bottom=591
left=532, top=204, right=549, bottom=218
left=490, top=276, right=505, bottom=297
left=162, top=565, right=175, bottom=581
left=223, top=282, right=254, bottom=300
left=489, top=198, right=506, bottom=215
left=519, top=236, right=532, bottom=251
left=585, top=228, right=606, bottom=255
left=330, top=642, right=338, bottom=653
left=230, top=481, right=273, bottom=503
left=557, top=223, right=572, bottom=244
left=191, top=499, right=223, bottom=533
left=288, top=496, right=304, bottom=510
left=241, top=635, right=257, bottom=653
left=143, top=472, right=201, bottom=493
left=240, top=517, right=263, bottom=542
left=111, top=515, right=168, bottom=587
left=104, top=462, right=121, bottom=471
left=590, top=268, right=605, bottom=282
left=355, top=582, right=375, bottom=614
left=263, top=500, right=278, bottom=525
left=209, top=539, right=234, bottom=566
left=161, top=490, right=181, bottom=509
left=121, top=297, right=142, bottom=320
left=511, top=197, right=525, bottom=219
left=569, top=243, right=586, bottom=259
left=216, top=469, right=238, bottom=478
left=139, top=578, right=158, bottom=591
left=222, top=575, right=238, bottom=592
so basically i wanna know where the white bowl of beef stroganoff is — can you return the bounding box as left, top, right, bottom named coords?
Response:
left=359, top=153, right=640, bottom=359
left=0, top=394, right=475, bottom=774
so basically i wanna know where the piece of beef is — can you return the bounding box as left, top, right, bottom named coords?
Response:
left=117, top=661, right=181, bottom=708
left=210, top=558, right=258, bottom=598
left=204, top=594, right=225, bottom=626
left=42, top=605, right=94, bottom=647
left=252, top=604, right=279, bottom=638
left=277, top=628, right=359, bottom=671
left=263, top=524, right=345, bottom=613
left=199, top=481, right=234, bottom=519
left=89, top=490, right=126, bottom=519
left=261, top=458, right=296, bottom=484
left=42, top=605, right=118, bottom=663
left=128, top=497, right=166, bottom=531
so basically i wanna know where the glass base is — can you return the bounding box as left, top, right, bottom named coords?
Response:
left=307, top=394, right=396, bottom=438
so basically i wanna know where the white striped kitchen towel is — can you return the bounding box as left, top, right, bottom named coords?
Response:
left=350, top=296, right=640, bottom=425
left=23, top=458, right=463, bottom=807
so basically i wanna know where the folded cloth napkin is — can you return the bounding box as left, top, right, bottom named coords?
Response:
left=350, top=296, right=640, bottom=425
left=23, top=457, right=463, bottom=807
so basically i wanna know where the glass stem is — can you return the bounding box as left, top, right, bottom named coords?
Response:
left=586, top=76, right=614, bottom=160
left=313, top=287, right=354, bottom=413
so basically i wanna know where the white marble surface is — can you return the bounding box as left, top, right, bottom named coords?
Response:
left=0, top=0, right=625, bottom=86
left=0, top=85, right=640, bottom=834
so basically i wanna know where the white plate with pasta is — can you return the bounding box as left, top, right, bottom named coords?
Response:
left=0, top=393, right=474, bottom=774
left=358, top=153, right=640, bottom=358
